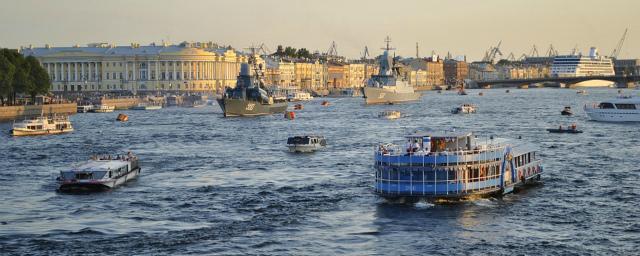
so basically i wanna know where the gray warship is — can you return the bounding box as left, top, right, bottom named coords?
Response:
left=217, top=57, right=288, bottom=117
left=363, top=37, right=421, bottom=105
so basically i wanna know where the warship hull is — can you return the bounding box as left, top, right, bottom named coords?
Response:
left=217, top=98, right=288, bottom=117
left=363, top=87, right=421, bottom=105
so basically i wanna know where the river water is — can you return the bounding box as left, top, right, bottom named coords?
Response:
left=0, top=88, right=638, bottom=255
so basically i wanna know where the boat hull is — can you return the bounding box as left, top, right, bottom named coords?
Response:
left=11, top=128, right=73, bottom=136
left=58, top=167, right=141, bottom=193
left=585, top=109, right=640, bottom=122
left=288, top=144, right=324, bottom=153
left=363, top=87, right=421, bottom=105
left=217, top=98, right=288, bottom=117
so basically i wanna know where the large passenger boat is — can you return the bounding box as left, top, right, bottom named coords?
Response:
left=363, top=37, right=421, bottom=105
left=374, top=131, right=543, bottom=201
left=584, top=96, right=640, bottom=122
left=217, top=55, right=288, bottom=117
left=57, top=153, right=141, bottom=192
left=550, top=47, right=615, bottom=87
left=11, top=114, right=73, bottom=136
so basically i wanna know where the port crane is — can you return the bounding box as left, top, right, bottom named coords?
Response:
left=482, top=41, right=503, bottom=63
left=546, top=44, right=558, bottom=57
left=610, top=28, right=628, bottom=59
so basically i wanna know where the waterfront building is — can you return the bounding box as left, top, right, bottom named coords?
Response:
left=444, top=60, right=469, bottom=86
left=294, top=60, right=327, bottom=89
left=496, top=65, right=550, bottom=80
left=327, top=62, right=347, bottom=88
left=613, top=59, right=640, bottom=76
left=264, top=58, right=295, bottom=87
left=469, top=62, right=499, bottom=81
left=401, top=57, right=444, bottom=90
left=346, top=63, right=366, bottom=88
left=20, top=42, right=252, bottom=93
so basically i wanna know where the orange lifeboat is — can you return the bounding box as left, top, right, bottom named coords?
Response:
left=116, top=113, right=128, bottom=122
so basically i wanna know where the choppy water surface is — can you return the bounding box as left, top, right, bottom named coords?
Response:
left=1, top=88, right=639, bottom=255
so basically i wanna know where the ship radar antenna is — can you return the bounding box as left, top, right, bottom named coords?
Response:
left=382, top=36, right=396, bottom=51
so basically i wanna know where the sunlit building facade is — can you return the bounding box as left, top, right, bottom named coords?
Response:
left=20, top=42, right=251, bottom=93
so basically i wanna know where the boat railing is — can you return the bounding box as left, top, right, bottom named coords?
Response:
left=375, top=143, right=506, bottom=157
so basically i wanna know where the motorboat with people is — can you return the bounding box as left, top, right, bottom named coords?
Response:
left=287, top=91, right=314, bottom=102
left=57, top=152, right=141, bottom=193
left=130, top=103, right=162, bottom=110
left=584, top=96, right=640, bottom=122
left=547, top=124, right=583, bottom=133
left=452, top=104, right=477, bottom=114
left=379, top=110, right=401, bottom=120
left=77, top=105, right=94, bottom=113
left=287, top=135, right=326, bottom=153
left=374, top=130, right=543, bottom=202
left=561, top=106, right=573, bottom=116
left=89, top=105, right=115, bottom=113
left=217, top=53, right=288, bottom=117
left=11, top=114, right=74, bottom=136
left=363, top=37, right=421, bottom=104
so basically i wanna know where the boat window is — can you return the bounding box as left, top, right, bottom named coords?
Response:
left=108, top=171, right=112, bottom=178
left=75, top=172, right=92, bottom=180
left=615, top=104, right=636, bottom=110
left=598, top=102, right=615, bottom=109
left=92, top=171, right=107, bottom=179
left=61, top=172, right=75, bottom=180
left=288, top=137, right=310, bottom=144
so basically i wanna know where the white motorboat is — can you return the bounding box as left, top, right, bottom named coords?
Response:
left=379, top=110, right=401, bottom=119
left=11, top=114, right=73, bottom=136
left=452, top=104, right=477, bottom=114
left=584, top=96, right=640, bottom=122
left=77, top=105, right=94, bottom=113
left=89, top=105, right=115, bottom=113
left=287, top=135, right=326, bottom=153
left=57, top=153, right=141, bottom=192
left=287, top=92, right=314, bottom=102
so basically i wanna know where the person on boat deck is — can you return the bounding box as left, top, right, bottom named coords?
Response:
left=559, top=125, right=563, bottom=130
left=405, top=140, right=413, bottom=153
left=570, top=123, right=577, bottom=130
left=412, top=140, right=421, bottom=152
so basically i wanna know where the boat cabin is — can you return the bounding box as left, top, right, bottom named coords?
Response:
left=287, top=135, right=326, bottom=146
left=403, top=131, right=474, bottom=153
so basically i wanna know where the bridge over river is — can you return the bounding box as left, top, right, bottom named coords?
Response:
left=467, top=75, right=640, bottom=89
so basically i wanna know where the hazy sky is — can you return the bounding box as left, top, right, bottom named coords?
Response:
left=1, top=0, right=637, bottom=60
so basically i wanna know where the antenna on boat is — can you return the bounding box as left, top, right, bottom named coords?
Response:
left=381, top=36, right=395, bottom=52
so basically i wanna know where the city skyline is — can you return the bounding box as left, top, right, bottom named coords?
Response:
left=0, top=0, right=638, bottom=60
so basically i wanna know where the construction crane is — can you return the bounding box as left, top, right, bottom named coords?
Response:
left=482, top=41, right=503, bottom=63
left=546, top=44, right=558, bottom=57
left=361, top=46, right=370, bottom=60
left=506, top=52, right=516, bottom=62
left=610, top=28, right=628, bottom=59
left=529, top=45, right=540, bottom=58
left=570, top=44, right=579, bottom=55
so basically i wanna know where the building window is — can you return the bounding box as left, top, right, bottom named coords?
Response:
left=106, top=73, right=109, bottom=79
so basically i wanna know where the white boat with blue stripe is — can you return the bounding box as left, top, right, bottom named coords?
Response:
left=374, top=130, right=543, bottom=201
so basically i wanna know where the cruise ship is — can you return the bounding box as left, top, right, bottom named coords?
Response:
left=363, top=37, right=421, bottom=104
left=584, top=96, right=640, bottom=122
left=550, top=47, right=615, bottom=87
left=374, top=130, right=543, bottom=202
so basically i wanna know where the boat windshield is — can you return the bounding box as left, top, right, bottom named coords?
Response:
left=288, top=137, right=310, bottom=144
left=598, top=102, right=615, bottom=109
left=61, top=171, right=107, bottom=180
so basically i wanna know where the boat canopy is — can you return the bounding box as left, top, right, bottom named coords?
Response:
left=404, top=131, right=474, bottom=152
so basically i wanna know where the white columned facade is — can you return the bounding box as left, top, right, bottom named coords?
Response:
left=53, top=63, right=57, bottom=81
left=67, top=62, right=71, bottom=82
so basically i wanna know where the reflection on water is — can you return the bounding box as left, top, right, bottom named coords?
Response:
left=0, top=88, right=639, bottom=255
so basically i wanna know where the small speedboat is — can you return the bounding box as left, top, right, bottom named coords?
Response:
left=547, top=128, right=583, bottom=134
left=57, top=153, right=141, bottom=193
left=294, top=104, right=304, bottom=110
left=379, top=110, right=401, bottom=119
left=577, top=90, right=588, bottom=95
left=287, top=135, right=326, bottom=153
left=321, top=101, right=330, bottom=106
left=452, top=104, right=477, bottom=114
left=561, top=106, right=573, bottom=116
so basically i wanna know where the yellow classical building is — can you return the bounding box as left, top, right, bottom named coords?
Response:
left=20, top=42, right=252, bottom=93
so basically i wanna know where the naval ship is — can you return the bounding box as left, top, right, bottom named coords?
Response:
left=217, top=56, right=288, bottom=117
left=363, top=37, right=421, bottom=105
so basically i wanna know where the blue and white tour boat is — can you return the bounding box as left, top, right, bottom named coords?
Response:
left=374, top=130, right=543, bottom=201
